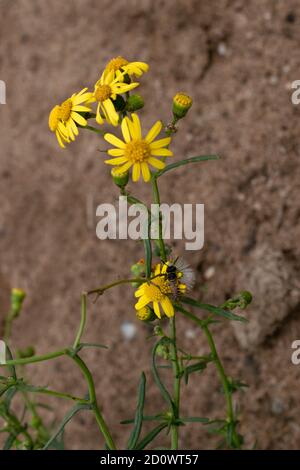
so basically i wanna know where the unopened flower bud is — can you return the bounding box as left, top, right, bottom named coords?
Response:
left=156, top=338, right=172, bottom=360
left=173, top=92, right=192, bottom=119
left=136, top=306, right=155, bottom=322
left=11, top=288, right=26, bottom=317
left=125, top=94, right=145, bottom=112
left=131, top=259, right=145, bottom=287
left=111, top=167, right=129, bottom=188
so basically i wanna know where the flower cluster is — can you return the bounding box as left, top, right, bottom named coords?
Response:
left=48, top=56, right=192, bottom=185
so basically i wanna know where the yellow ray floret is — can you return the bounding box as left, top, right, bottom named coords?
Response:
left=134, top=264, right=174, bottom=318
left=91, top=70, right=139, bottom=126
left=104, top=113, right=173, bottom=182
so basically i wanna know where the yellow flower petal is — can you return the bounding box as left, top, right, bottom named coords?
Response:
left=148, top=157, right=165, bottom=170
left=71, top=111, right=87, bottom=127
left=131, top=113, right=142, bottom=140
left=107, top=148, right=125, bottom=156
left=56, top=130, right=65, bottom=148
left=153, top=301, right=161, bottom=319
left=145, top=121, right=162, bottom=143
left=72, top=105, right=91, bottom=112
left=161, top=297, right=174, bottom=318
left=151, top=148, right=173, bottom=157
left=117, top=160, right=134, bottom=173
left=135, top=298, right=149, bottom=310
left=149, top=137, right=171, bottom=149
left=105, top=156, right=128, bottom=165
left=132, top=163, right=141, bottom=182
left=121, top=117, right=131, bottom=143
left=104, top=133, right=126, bottom=148
left=141, top=162, right=151, bottom=182
left=103, top=99, right=119, bottom=126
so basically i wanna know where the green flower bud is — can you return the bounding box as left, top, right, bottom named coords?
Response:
left=238, top=291, right=253, bottom=309
left=11, top=288, right=26, bottom=317
left=131, top=259, right=146, bottom=286
left=173, top=92, right=192, bottom=119
left=125, top=94, right=145, bottom=112
left=154, top=325, right=164, bottom=337
left=111, top=167, right=129, bottom=188
left=113, top=94, right=126, bottom=112
left=156, top=338, right=172, bottom=360
left=16, top=346, right=35, bottom=359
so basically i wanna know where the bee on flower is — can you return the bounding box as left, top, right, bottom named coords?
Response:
left=104, top=113, right=173, bottom=182
left=134, top=261, right=191, bottom=319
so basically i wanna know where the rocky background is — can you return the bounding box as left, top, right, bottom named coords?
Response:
left=1, top=0, right=300, bottom=449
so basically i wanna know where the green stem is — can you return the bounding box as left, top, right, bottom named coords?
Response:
left=70, top=354, right=116, bottom=450
left=3, top=349, right=68, bottom=367
left=201, top=324, right=240, bottom=449
left=87, top=277, right=148, bottom=296
left=151, top=175, right=166, bottom=261
left=82, top=125, right=105, bottom=135
left=4, top=309, right=16, bottom=343
left=73, top=293, right=87, bottom=350
left=170, top=316, right=181, bottom=450
left=28, top=387, right=88, bottom=403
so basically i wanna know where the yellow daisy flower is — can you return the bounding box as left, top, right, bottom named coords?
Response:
left=48, top=88, right=92, bottom=148
left=105, top=56, right=149, bottom=78
left=91, top=70, right=139, bottom=126
left=59, top=88, right=92, bottom=142
left=48, top=105, right=70, bottom=148
left=135, top=264, right=175, bottom=318
left=104, top=113, right=173, bottom=182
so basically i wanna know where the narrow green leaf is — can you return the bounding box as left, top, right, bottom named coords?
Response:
left=121, top=415, right=161, bottom=425
left=42, top=402, right=91, bottom=450
left=184, top=361, right=209, bottom=385
left=180, top=416, right=209, bottom=423
left=77, top=342, right=108, bottom=351
left=181, top=296, right=248, bottom=322
left=152, top=340, right=175, bottom=413
left=135, top=423, right=168, bottom=450
left=143, top=238, right=152, bottom=278
left=127, top=372, right=146, bottom=450
left=155, top=155, right=219, bottom=178
left=5, top=346, right=17, bottom=380
left=3, top=433, right=16, bottom=450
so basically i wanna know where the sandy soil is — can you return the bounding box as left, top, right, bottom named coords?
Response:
left=1, top=0, right=300, bottom=449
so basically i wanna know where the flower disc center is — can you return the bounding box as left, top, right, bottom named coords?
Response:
left=95, top=84, right=112, bottom=102
left=125, top=140, right=151, bottom=163
left=60, top=99, right=72, bottom=121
